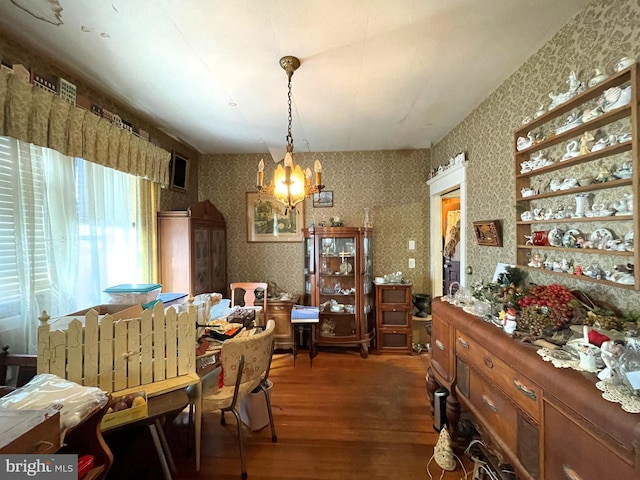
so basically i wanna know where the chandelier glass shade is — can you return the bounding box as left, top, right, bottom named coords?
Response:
left=256, top=55, right=324, bottom=213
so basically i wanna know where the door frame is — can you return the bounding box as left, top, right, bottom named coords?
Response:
left=427, top=161, right=467, bottom=299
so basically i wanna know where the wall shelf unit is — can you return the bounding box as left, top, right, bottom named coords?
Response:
left=514, top=63, right=639, bottom=289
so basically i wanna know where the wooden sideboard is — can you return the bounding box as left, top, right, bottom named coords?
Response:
left=427, top=299, right=640, bottom=480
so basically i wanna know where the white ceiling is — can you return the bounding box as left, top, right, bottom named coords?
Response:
left=0, top=0, right=590, bottom=158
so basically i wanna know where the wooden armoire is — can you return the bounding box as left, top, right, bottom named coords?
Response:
left=157, top=200, right=227, bottom=297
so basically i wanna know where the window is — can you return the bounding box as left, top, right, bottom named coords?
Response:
left=0, top=136, right=150, bottom=353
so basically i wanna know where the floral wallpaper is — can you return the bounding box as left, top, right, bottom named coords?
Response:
left=432, top=0, right=640, bottom=311
left=198, top=150, right=431, bottom=298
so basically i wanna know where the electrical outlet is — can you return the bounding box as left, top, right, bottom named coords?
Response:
left=408, top=258, right=415, bottom=268
left=408, top=239, right=415, bottom=250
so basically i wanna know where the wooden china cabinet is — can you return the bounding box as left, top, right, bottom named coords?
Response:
left=303, top=226, right=374, bottom=358
left=157, top=200, right=227, bottom=296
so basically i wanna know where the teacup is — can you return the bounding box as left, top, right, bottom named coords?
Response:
left=520, top=211, right=532, bottom=221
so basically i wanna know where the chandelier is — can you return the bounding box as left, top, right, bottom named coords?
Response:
left=256, top=55, right=324, bottom=214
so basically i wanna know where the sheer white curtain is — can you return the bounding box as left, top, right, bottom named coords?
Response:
left=0, top=136, right=157, bottom=354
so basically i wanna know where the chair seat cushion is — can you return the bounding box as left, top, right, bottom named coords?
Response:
left=203, top=378, right=261, bottom=410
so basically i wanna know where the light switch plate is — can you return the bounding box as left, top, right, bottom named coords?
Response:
left=408, top=239, right=415, bottom=250
left=408, top=258, right=415, bottom=268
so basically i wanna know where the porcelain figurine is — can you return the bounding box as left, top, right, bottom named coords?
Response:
left=581, top=106, right=602, bottom=123
left=556, top=111, right=582, bottom=134
left=528, top=252, right=545, bottom=269
left=594, top=165, right=611, bottom=183
left=562, top=140, right=580, bottom=160
left=559, top=178, right=578, bottom=190
left=548, top=71, right=585, bottom=110
left=580, top=131, right=595, bottom=154
left=534, top=104, right=546, bottom=118
left=516, top=132, right=535, bottom=151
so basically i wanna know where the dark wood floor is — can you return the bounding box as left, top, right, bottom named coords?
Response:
left=105, top=349, right=471, bottom=480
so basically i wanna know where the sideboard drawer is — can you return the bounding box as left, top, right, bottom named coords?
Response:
left=455, top=330, right=541, bottom=422
left=544, top=400, right=636, bottom=480
left=431, top=315, right=453, bottom=382
left=469, top=366, right=517, bottom=452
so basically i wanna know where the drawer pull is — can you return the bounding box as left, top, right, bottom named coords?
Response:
left=435, top=339, right=445, bottom=351
left=27, top=440, right=55, bottom=454
left=562, top=464, right=584, bottom=480
left=274, top=306, right=285, bottom=311
left=457, top=337, right=469, bottom=349
left=513, top=379, right=537, bottom=401
left=483, top=357, right=493, bottom=368
left=482, top=395, right=498, bottom=413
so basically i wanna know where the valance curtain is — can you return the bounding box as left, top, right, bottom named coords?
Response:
left=0, top=70, right=171, bottom=184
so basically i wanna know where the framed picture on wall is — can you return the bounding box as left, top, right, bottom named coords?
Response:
left=170, top=151, right=190, bottom=192
left=473, top=220, right=502, bottom=247
left=246, top=192, right=305, bottom=242
left=313, top=191, right=333, bottom=208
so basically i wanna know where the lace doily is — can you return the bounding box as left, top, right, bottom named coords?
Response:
left=536, top=347, right=599, bottom=373
left=595, top=379, right=640, bottom=413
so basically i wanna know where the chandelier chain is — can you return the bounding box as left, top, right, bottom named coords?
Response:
left=286, top=76, right=293, bottom=150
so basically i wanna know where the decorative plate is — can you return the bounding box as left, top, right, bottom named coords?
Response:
left=589, top=228, right=614, bottom=247
left=548, top=227, right=564, bottom=247
left=339, top=261, right=353, bottom=274
left=562, top=229, right=582, bottom=248
left=624, top=231, right=634, bottom=252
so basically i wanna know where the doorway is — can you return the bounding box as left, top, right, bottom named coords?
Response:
left=427, top=161, right=467, bottom=299
left=442, top=191, right=461, bottom=296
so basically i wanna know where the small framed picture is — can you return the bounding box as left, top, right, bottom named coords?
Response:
left=170, top=151, right=190, bottom=192
left=313, top=191, right=333, bottom=208
left=473, top=220, right=502, bottom=247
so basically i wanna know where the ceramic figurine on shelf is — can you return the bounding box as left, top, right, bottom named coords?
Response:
left=574, top=265, right=583, bottom=276
left=594, top=165, right=611, bottom=183
left=580, top=131, right=595, bottom=154
left=548, top=71, right=585, bottom=110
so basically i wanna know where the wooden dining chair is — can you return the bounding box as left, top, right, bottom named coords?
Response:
left=230, top=282, right=268, bottom=326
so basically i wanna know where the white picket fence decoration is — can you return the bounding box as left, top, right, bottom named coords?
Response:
left=37, top=301, right=198, bottom=396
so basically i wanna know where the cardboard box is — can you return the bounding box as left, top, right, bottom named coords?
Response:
left=49, top=304, right=143, bottom=330
left=100, top=392, right=148, bottom=431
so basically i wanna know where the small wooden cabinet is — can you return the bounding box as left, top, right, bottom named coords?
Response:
left=266, top=299, right=295, bottom=352
left=303, top=226, right=374, bottom=358
left=157, top=200, right=227, bottom=296
left=375, top=283, right=412, bottom=353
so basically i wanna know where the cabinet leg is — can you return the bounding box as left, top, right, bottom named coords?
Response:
left=426, top=367, right=438, bottom=414
left=445, top=394, right=460, bottom=440
left=360, top=343, right=369, bottom=359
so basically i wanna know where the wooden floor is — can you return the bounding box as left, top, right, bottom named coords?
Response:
left=105, top=350, right=471, bottom=480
